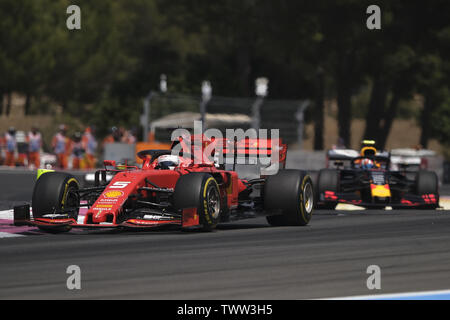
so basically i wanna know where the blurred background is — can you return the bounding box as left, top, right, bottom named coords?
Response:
left=0, top=0, right=449, bottom=174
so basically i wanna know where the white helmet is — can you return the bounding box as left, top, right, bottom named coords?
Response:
left=156, top=154, right=180, bottom=170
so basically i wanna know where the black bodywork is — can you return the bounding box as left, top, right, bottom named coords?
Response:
left=317, top=152, right=439, bottom=209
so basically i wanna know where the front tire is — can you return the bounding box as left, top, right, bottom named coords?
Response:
left=173, top=173, right=221, bottom=231
left=415, top=170, right=439, bottom=209
left=32, top=172, right=80, bottom=232
left=315, top=169, right=339, bottom=209
left=264, top=170, right=314, bottom=226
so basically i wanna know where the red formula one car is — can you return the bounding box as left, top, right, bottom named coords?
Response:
left=14, top=135, right=314, bottom=232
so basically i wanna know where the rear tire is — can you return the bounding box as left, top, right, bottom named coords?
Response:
left=264, top=170, right=314, bottom=226
left=415, top=170, right=439, bottom=209
left=32, top=172, right=80, bottom=233
left=173, top=173, right=221, bottom=231
left=315, top=169, right=339, bottom=209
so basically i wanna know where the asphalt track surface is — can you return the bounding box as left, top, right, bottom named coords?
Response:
left=1, top=169, right=450, bottom=299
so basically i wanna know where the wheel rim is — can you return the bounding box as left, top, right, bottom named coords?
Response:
left=64, top=186, right=80, bottom=218
left=207, top=187, right=220, bottom=219
left=303, top=182, right=314, bottom=213
left=65, top=187, right=79, bottom=208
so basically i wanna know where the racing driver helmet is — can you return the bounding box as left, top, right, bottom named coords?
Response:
left=156, top=154, right=180, bottom=170
left=361, top=158, right=375, bottom=169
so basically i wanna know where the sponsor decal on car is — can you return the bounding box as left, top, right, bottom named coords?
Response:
left=371, top=184, right=391, bottom=198
left=98, top=198, right=119, bottom=203
left=109, top=181, right=131, bottom=189
left=95, top=204, right=113, bottom=208
left=103, top=190, right=124, bottom=198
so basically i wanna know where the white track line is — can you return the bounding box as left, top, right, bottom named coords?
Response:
left=0, top=209, right=13, bottom=220
left=0, top=232, right=24, bottom=238
left=335, top=197, right=450, bottom=211
left=440, top=197, right=450, bottom=210
left=336, top=204, right=366, bottom=210
left=326, top=288, right=450, bottom=300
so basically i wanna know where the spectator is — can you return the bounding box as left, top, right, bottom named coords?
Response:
left=82, top=126, right=97, bottom=169
left=332, top=137, right=346, bottom=149
left=27, top=126, right=42, bottom=169
left=71, top=131, right=85, bottom=169
left=103, top=126, right=122, bottom=144
left=52, top=124, right=70, bottom=169
left=16, top=131, right=28, bottom=166
left=122, top=127, right=137, bottom=144
left=5, top=127, right=16, bottom=167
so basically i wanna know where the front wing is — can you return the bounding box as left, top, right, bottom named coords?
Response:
left=319, top=190, right=439, bottom=208
left=13, top=204, right=183, bottom=230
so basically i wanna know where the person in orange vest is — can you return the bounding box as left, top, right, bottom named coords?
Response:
left=71, top=131, right=85, bottom=170
left=82, top=126, right=97, bottom=169
left=27, top=126, right=42, bottom=169
left=52, top=124, right=70, bottom=169
left=5, top=127, right=16, bottom=167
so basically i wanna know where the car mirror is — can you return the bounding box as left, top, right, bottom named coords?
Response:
left=103, top=160, right=116, bottom=167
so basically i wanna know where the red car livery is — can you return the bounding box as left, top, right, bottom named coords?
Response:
left=14, top=135, right=314, bottom=232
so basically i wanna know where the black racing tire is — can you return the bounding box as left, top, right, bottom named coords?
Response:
left=173, top=173, right=221, bottom=231
left=32, top=172, right=80, bottom=233
left=315, top=169, right=339, bottom=209
left=264, top=170, right=314, bottom=226
left=415, top=170, right=439, bottom=209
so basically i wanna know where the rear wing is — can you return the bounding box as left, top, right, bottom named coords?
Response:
left=326, top=149, right=390, bottom=168
left=173, top=135, right=287, bottom=168
left=390, top=148, right=435, bottom=170
left=222, top=138, right=287, bottom=165
left=390, top=148, right=436, bottom=157
left=326, top=149, right=359, bottom=168
left=327, top=149, right=360, bottom=161
left=219, top=138, right=287, bottom=176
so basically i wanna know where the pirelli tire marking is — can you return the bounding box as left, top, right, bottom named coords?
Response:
left=300, top=175, right=313, bottom=222
left=202, top=177, right=220, bottom=226
left=61, top=177, right=79, bottom=209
